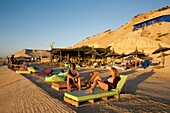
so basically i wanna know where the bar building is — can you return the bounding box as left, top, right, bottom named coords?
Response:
left=133, top=14, right=170, bottom=30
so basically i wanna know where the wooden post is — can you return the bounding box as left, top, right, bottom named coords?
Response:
left=88, top=99, right=94, bottom=103
left=135, top=55, right=137, bottom=68
left=60, top=50, right=62, bottom=67
left=161, top=51, right=165, bottom=66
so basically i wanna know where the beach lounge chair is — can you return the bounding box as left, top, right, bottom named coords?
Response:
left=51, top=71, right=100, bottom=91
left=16, top=70, right=30, bottom=74
left=64, top=75, right=128, bottom=107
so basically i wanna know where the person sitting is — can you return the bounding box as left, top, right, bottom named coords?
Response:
left=66, top=63, right=81, bottom=92
left=10, top=55, right=18, bottom=64
left=85, top=67, right=120, bottom=94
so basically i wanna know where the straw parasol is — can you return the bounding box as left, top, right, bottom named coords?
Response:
left=105, top=48, right=120, bottom=62
left=105, top=48, right=120, bottom=57
left=117, top=52, right=128, bottom=59
left=85, top=47, right=100, bottom=61
left=128, top=47, right=145, bottom=56
left=128, top=47, right=146, bottom=67
left=125, top=56, right=135, bottom=60
left=152, top=43, right=170, bottom=66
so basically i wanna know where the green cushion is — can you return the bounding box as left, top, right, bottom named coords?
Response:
left=28, top=67, right=39, bottom=72
left=54, top=69, right=64, bottom=75
left=64, top=87, right=118, bottom=102
left=64, top=63, right=70, bottom=67
left=114, top=75, right=128, bottom=93
left=45, top=73, right=67, bottom=82
left=64, top=75, right=128, bottom=102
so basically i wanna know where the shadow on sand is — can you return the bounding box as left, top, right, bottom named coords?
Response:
left=120, top=68, right=137, bottom=75
left=126, top=69, right=155, bottom=94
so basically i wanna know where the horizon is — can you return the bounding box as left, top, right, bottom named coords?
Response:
left=0, top=0, right=170, bottom=57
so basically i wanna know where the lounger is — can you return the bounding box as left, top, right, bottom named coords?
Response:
left=16, top=70, right=30, bottom=74
left=51, top=71, right=100, bottom=91
left=52, top=81, right=87, bottom=91
left=64, top=75, right=128, bottom=107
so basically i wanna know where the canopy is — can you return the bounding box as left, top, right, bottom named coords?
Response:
left=152, top=43, right=170, bottom=54
left=128, top=47, right=145, bottom=56
left=152, top=43, right=170, bottom=66
left=117, top=52, right=128, bottom=59
left=85, top=48, right=100, bottom=56
left=105, top=48, right=120, bottom=57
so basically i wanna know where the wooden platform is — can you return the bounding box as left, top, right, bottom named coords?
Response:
left=52, top=71, right=100, bottom=91
left=16, top=70, right=30, bottom=74
left=152, top=65, right=165, bottom=69
left=64, top=88, right=119, bottom=107
left=64, top=75, right=128, bottom=107
left=51, top=81, right=87, bottom=91
left=8, top=64, right=22, bottom=71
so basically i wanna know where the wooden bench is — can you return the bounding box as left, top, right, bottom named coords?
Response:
left=52, top=71, right=100, bottom=91
left=64, top=75, right=128, bottom=107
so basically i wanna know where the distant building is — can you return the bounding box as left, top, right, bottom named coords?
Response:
left=133, top=14, right=170, bottom=30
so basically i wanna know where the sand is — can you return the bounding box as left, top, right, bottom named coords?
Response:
left=0, top=66, right=75, bottom=113
left=0, top=56, right=170, bottom=112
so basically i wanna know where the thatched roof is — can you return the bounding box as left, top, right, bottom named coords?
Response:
left=13, top=49, right=50, bottom=58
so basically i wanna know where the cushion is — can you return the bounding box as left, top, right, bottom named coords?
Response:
left=28, top=67, right=39, bottom=72
left=54, top=69, right=64, bottom=75
left=45, top=74, right=66, bottom=82
left=32, top=72, right=47, bottom=76
left=42, top=68, right=54, bottom=74
left=64, top=87, right=118, bottom=102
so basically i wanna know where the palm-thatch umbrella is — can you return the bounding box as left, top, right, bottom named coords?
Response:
left=117, top=52, right=128, bottom=59
left=125, top=56, right=135, bottom=60
left=105, top=48, right=120, bottom=62
left=99, top=46, right=111, bottom=61
left=128, top=47, right=145, bottom=56
left=152, top=43, right=170, bottom=66
left=128, top=47, right=145, bottom=67
left=157, top=52, right=170, bottom=58
left=85, top=47, right=100, bottom=61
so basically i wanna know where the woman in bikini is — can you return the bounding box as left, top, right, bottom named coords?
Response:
left=85, top=67, right=120, bottom=94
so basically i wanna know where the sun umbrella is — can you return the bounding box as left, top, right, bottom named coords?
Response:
left=117, top=52, right=128, bottom=59
left=125, top=56, right=135, bottom=60
left=105, top=48, right=120, bottom=57
left=128, top=47, right=146, bottom=67
left=152, top=43, right=170, bottom=54
left=152, top=43, right=170, bottom=66
left=128, top=47, right=145, bottom=56
left=157, top=52, right=170, bottom=58
left=85, top=47, right=100, bottom=61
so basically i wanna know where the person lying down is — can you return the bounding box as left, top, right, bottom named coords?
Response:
left=85, top=67, right=120, bottom=94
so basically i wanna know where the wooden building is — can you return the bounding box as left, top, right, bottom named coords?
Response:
left=133, top=14, right=170, bottom=30
left=50, top=47, right=105, bottom=63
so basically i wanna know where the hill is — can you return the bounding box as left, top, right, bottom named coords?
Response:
left=73, top=6, right=170, bottom=54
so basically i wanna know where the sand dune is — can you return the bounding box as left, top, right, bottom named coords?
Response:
left=73, top=6, right=170, bottom=54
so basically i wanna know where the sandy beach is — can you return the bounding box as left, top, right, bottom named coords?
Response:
left=0, top=56, right=170, bottom=113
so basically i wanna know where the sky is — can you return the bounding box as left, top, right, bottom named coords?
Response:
left=0, top=0, right=170, bottom=57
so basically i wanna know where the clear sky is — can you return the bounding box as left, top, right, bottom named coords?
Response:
left=0, top=0, right=170, bottom=57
